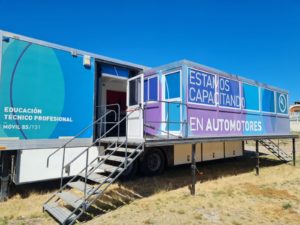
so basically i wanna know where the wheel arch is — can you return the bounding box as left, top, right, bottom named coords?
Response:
left=139, top=145, right=173, bottom=168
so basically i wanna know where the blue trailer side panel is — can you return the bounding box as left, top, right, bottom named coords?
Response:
left=0, top=38, right=94, bottom=141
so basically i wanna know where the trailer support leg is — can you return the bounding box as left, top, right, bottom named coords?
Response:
left=292, top=138, right=296, bottom=166
left=191, top=143, right=196, bottom=195
left=255, top=140, right=259, bottom=176
left=242, top=140, right=245, bottom=156
left=0, top=152, right=10, bottom=202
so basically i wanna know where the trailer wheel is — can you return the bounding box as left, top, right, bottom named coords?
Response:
left=120, top=161, right=138, bottom=180
left=140, top=149, right=165, bottom=176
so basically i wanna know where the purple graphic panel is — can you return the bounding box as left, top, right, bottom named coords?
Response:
left=188, top=107, right=290, bottom=137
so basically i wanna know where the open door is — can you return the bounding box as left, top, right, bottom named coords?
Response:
left=127, top=74, right=144, bottom=139
left=106, top=90, right=127, bottom=136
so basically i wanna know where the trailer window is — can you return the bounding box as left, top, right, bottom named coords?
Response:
left=165, top=72, right=180, bottom=99
left=144, top=76, right=158, bottom=102
left=129, top=78, right=141, bottom=106
left=261, top=88, right=275, bottom=113
left=242, top=83, right=259, bottom=111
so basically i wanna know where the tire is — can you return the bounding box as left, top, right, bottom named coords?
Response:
left=140, top=149, right=165, bottom=176
left=120, top=160, right=138, bottom=180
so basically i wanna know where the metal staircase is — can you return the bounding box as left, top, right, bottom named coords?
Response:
left=43, top=105, right=144, bottom=225
left=258, top=139, right=292, bottom=162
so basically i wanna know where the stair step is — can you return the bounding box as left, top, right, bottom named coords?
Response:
left=106, top=147, right=140, bottom=154
left=68, top=181, right=97, bottom=195
left=44, top=202, right=77, bottom=224
left=99, top=155, right=133, bottom=163
left=57, top=191, right=85, bottom=209
left=80, top=172, right=113, bottom=184
left=260, top=140, right=292, bottom=162
left=101, top=164, right=123, bottom=173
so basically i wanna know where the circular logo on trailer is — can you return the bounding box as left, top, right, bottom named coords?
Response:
left=279, top=94, right=287, bottom=113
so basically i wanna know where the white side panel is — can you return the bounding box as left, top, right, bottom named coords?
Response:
left=174, top=144, right=201, bottom=165
left=225, top=141, right=243, bottom=158
left=203, top=142, right=224, bottom=161
left=173, top=141, right=243, bottom=165
left=14, top=147, right=99, bottom=184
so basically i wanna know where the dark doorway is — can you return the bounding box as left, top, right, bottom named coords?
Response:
left=106, top=90, right=127, bottom=136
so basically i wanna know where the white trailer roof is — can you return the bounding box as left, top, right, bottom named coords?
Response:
left=0, top=30, right=149, bottom=71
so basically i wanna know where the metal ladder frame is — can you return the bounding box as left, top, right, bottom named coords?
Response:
left=258, top=139, right=292, bottom=162
left=44, top=105, right=144, bottom=224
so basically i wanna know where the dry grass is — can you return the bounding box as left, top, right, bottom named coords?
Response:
left=0, top=192, right=54, bottom=225
left=0, top=140, right=300, bottom=225
left=86, top=156, right=300, bottom=225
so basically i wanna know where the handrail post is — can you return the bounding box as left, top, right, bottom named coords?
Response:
left=184, top=119, right=187, bottom=138
left=60, top=147, right=66, bottom=190
left=47, top=109, right=117, bottom=166
left=99, top=117, right=102, bottom=139
left=186, top=103, right=188, bottom=138
left=98, top=117, right=103, bottom=151
left=117, top=104, right=120, bottom=142
left=191, top=143, right=196, bottom=195
left=292, top=138, right=296, bottom=166
left=168, top=101, right=170, bottom=139
left=143, top=103, right=145, bottom=140
left=256, top=140, right=259, bottom=176
left=125, top=110, right=128, bottom=169
left=84, top=147, right=89, bottom=209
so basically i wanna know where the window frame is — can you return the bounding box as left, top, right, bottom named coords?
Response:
left=260, top=87, right=276, bottom=114
left=162, top=69, right=182, bottom=134
left=241, top=82, right=260, bottom=112
left=128, top=76, right=142, bottom=107
left=144, top=74, right=159, bottom=104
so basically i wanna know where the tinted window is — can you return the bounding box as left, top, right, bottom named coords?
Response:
left=129, top=78, right=141, bottom=106
left=165, top=72, right=180, bottom=99
left=242, top=83, right=259, bottom=110
left=149, top=77, right=158, bottom=101
left=261, top=88, right=275, bottom=112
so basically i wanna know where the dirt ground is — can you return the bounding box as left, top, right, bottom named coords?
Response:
left=0, top=139, right=299, bottom=225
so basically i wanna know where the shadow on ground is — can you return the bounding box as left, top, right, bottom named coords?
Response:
left=118, top=150, right=284, bottom=197
left=8, top=150, right=292, bottom=223
left=77, top=150, right=291, bottom=223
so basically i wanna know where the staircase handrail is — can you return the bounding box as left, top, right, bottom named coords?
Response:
left=43, top=140, right=118, bottom=206
left=143, top=100, right=188, bottom=139
left=44, top=105, right=143, bottom=225
left=85, top=142, right=144, bottom=205
left=258, top=139, right=292, bottom=161
left=96, top=103, right=121, bottom=138
left=63, top=106, right=141, bottom=171
left=60, top=142, right=144, bottom=225
left=46, top=109, right=117, bottom=167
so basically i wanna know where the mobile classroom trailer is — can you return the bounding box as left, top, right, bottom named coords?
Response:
left=0, top=31, right=296, bottom=203
left=0, top=30, right=144, bottom=199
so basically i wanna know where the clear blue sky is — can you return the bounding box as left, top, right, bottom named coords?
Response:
left=0, top=0, right=299, bottom=104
